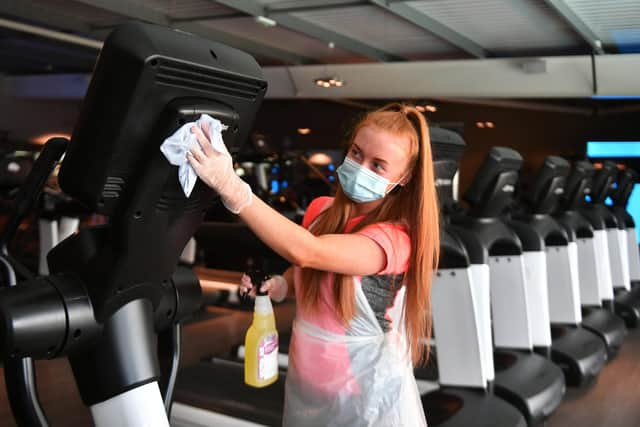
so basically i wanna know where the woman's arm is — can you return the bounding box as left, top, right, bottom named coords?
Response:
left=239, top=196, right=386, bottom=276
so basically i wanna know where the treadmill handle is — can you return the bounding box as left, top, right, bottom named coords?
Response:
left=0, top=137, right=68, bottom=251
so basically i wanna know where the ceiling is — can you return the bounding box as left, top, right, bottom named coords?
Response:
left=2, top=0, right=640, bottom=148
left=1, top=0, right=639, bottom=75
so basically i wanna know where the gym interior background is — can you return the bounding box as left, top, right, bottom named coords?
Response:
left=1, top=1, right=640, bottom=426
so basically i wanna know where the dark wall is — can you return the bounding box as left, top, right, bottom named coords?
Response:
left=422, top=101, right=592, bottom=195
left=252, top=99, right=640, bottom=196
left=251, top=100, right=364, bottom=152
left=2, top=96, right=640, bottom=196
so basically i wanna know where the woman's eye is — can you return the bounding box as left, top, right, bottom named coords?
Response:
left=373, top=162, right=385, bottom=172
left=351, top=148, right=362, bottom=158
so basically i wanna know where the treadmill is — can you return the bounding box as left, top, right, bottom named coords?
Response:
left=610, top=168, right=640, bottom=302
left=580, top=161, right=640, bottom=328
left=481, top=153, right=606, bottom=388
left=516, top=157, right=625, bottom=361
left=420, top=128, right=527, bottom=427
left=451, top=147, right=565, bottom=424
left=422, top=227, right=527, bottom=427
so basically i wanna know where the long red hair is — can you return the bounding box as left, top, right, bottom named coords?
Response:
left=299, top=103, right=440, bottom=365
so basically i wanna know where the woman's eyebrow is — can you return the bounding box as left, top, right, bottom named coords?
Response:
left=353, top=143, right=389, bottom=165
left=373, top=157, right=389, bottom=165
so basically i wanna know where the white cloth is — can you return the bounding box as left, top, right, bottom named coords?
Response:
left=160, top=114, right=228, bottom=197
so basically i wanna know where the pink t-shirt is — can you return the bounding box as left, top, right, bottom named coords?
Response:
left=289, top=197, right=411, bottom=395
left=294, top=196, right=410, bottom=331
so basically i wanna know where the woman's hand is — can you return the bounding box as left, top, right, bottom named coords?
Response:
left=239, top=273, right=289, bottom=303
left=187, top=123, right=252, bottom=213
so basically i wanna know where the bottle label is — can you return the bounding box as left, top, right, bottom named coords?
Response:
left=258, top=333, right=278, bottom=380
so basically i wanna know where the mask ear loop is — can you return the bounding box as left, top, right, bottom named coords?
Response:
left=388, top=170, right=410, bottom=195
left=389, top=184, right=403, bottom=195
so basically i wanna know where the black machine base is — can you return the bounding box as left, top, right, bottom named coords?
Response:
left=422, top=388, right=526, bottom=427
left=175, top=359, right=527, bottom=427
left=614, top=289, right=640, bottom=328
left=550, top=326, right=607, bottom=387
left=581, top=307, right=627, bottom=359
left=493, top=350, right=565, bottom=426
left=176, top=359, right=285, bottom=426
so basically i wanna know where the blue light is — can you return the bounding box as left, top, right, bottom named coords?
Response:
left=610, top=29, right=640, bottom=53
left=587, top=141, right=640, bottom=158
left=591, top=96, right=640, bottom=100
left=612, top=182, right=619, bottom=189
left=605, top=196, right=614, bottom=206
left=270, top=179, right=279, bottom=194
left=328, top=175, right=335, bottom=182
left=585, top=194, right=592, bottom=203
left=281, top=180, right=288, bottom=189
left=328, top=164, right=335, bottom=172
left=627, top=184, right=640, bottom=241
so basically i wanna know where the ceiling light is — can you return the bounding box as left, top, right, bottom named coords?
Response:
left=297, top=128, right=311, bottom=135
left=308, top=152, right=333, bottom=165
left=314, top=77, right=344, bottom=88
left=255, top=15, right=277, bottom=27
left=485, top=121, right=494, bottom=128
left=475, top=122, right=485, bottom=128
left=415, top=105, right=426, bottom=112
left=425, top=105, right=437, bottom=113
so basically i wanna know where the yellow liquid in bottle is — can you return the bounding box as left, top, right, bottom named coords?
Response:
left=244, top=297, right=279, bottom=388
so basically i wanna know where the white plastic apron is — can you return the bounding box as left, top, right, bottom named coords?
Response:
left=283, top=282, right=426, bottom=427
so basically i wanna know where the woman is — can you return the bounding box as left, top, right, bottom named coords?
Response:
left=188, top=103, right=440, bottom=426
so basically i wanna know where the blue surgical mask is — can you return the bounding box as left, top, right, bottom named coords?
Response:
left=336, top=157, right=401, bottom=203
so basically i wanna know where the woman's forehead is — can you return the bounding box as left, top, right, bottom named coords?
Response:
left=353, top=126, right=412, bottom=160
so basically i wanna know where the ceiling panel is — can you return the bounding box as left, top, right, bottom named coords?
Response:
left=142, top=0, right=238, bottom=20
left=406, top=0, right=585, bottom=55
left=256, top=0, right=361, bottom=8
left=202, top=17, right=371, bottom=63
left=565, top=0, right=640, bottom=52
left=289, top=5, right=460, bottom=59
left=29, top=0, right=131, bottom=28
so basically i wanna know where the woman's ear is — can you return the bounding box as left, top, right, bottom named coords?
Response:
left=390, top=171, right=411, bottom=195
left=399, top=170, right=412, bottom=186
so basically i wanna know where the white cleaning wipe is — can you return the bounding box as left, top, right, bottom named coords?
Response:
left=160, top=114, right=228, bottom=197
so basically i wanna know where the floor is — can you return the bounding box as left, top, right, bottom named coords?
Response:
left=0, top=305, right=638, bottom=427
left=547, top=325, right=640, bottom=427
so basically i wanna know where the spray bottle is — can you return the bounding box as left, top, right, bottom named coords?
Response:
left=244, top=269, right=279, bottom=387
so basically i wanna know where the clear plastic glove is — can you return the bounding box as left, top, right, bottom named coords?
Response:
left=187, top=123, right=252, bottom=214
left=239, top=273, right=288, bottom=303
